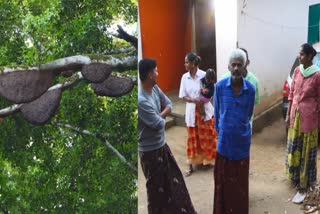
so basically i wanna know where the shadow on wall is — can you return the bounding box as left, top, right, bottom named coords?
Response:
left=253, top=89, right=283, bottom=134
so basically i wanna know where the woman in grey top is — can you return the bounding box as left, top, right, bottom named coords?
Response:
left=138, top=58, right=196, bottom=214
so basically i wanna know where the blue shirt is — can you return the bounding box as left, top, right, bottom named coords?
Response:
left=214, top=77, right=255, bottom=160
left=138, top=85, right=173, bottom=152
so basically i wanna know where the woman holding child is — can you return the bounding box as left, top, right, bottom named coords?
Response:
left=179, top=52, right=217, bottom=176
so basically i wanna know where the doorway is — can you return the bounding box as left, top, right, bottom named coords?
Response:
left=194, top=0, right=217, bottom=75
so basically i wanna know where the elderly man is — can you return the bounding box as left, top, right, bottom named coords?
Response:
left=220, top=48, right=260, bottom=131
left=213, top=49, right=255, bottom=214
left=221, top=48, right=259, bottom=104
left=138, top=58, right=196, bottom=214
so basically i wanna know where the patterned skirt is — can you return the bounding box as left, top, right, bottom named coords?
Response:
left=213, top=152, right=249, bottom=214
left=139, top=144, right=196, bottom=214
left=187, top=106, right=217, bottom=165
left=285, top=111, right=318, bottom=190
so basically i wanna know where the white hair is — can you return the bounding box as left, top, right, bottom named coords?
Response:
left=229, top=49, right=247, bottom=65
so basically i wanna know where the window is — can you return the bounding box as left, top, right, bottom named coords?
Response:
left=308, top=4, right=320, bottom=44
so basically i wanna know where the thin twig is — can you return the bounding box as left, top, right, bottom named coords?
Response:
left=52, top=122, right=137, bottom=173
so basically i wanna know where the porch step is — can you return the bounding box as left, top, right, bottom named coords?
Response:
left=166, top=90, right=186, bottom=128
left=165, top=116, right=175, bottom=130
left=170, top=112, right=185, bottom=127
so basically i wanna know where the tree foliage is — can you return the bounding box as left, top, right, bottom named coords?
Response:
left=0, top=0, right=137, bottom=65
left=0, top=0, right=138, bottom=213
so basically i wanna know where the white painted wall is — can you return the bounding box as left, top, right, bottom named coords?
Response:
left=214, top=0, right=238, bottom=79
left=236, top=0, right=310, bottom=100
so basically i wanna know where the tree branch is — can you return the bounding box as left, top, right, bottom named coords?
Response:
left=113, top=25, right=138, bottom=49
left=0, top=104, right=22, bottom=117
left=0, top=206, right=9, bottom=214
left=86, top=52, right=137, bottom=72
left=102, top=46, right=135, bottom=55
left=0, top=53, right=136, bottom=75
left=114, top=73, right=137, bottom=85
left=52, top=122, right=137, bottom=173
left=39, top=55, right=91, bottom=74
left=48, top=72, right=83, bottom=90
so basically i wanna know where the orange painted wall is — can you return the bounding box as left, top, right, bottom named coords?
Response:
left=139, top=0, right=192, bottom=92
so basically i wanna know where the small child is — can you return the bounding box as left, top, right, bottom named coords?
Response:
left=199, top=69, right=216, bottom=120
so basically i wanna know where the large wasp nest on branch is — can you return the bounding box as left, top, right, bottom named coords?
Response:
left=0, top=69, right=55, bottom=104
left=21, top=88, right=62, bottom=125
left=81, top=63, right=112, bottom=83
left=0, top=55, right=135, bottom=125
left=91, top=75, right=134, bottom=97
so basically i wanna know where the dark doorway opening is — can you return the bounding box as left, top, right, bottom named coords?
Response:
left=194, top=0, right=217, bottom=75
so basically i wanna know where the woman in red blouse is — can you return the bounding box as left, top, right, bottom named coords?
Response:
left=285, top=43, right=320, bottom=201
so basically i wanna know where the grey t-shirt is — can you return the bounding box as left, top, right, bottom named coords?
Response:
left=138, top=85, right=173, bottom=152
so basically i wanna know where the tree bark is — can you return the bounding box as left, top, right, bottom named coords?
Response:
left=0, top=52, right=136, bottom=75
left=114, top=25, right=138, bottom=49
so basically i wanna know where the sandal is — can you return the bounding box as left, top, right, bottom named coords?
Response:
left=184, top=169, right=193, bottom=177
left=304, top=205, right=318, bottom=213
